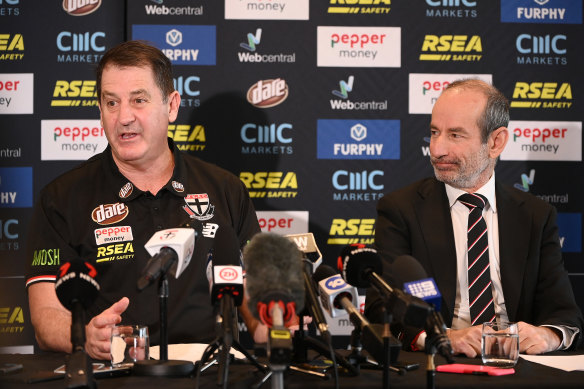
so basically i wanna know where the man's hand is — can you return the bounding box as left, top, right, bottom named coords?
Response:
left=517, top=321, right=561, bottom=354
left=85, top=297, right=130, bottom=360
left=447, top=326, right=483, bottom=357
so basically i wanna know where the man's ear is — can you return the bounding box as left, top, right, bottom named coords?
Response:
left=488, top=126, right=508, bottom=159
left=167, top=91, right=181, bottom=123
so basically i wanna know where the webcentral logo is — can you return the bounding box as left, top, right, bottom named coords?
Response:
left=332, top=75, right=353, bottom=99
left=514, top=169, right=535, bottom=192
left=241, top=28, right=261, bottom=51
left=419, top=34, right=482, bottom=61
left=330, top=76, right=387, bottom=111
left=515, top=34, right=567, bottom=65
left=425, top=0, right=477, bottom=18
left=510, top=82, right=572, bottom=109
left=238, top=28, right=295, bottom=63
left=144, top=3, right=203, bottom=16
left=327, top=0, right=391, bottom=15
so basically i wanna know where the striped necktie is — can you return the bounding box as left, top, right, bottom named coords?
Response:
left=458, top=193, right=496, bottom=326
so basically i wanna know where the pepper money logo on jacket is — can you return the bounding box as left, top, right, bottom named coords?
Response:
left=183, top=193, right=215, bottom=221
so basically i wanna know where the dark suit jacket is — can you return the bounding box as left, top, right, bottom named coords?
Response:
left=365, top=177, right=583, bottom=350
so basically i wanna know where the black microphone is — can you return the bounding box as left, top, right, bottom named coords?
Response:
left=55, top=259, right=100, bottom=389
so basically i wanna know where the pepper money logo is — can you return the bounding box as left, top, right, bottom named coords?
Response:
left=63, top=0, right=102, bottom=16
left=327, top=0, right=391, bottom=15
left=419, top=34, right=482, bottom=62
left=247, top=78, right=288, bottom=108
left=510, top=82, right=572, bottom=109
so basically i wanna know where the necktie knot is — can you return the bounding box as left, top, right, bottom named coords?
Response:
left=458, top=193, right=487, bottom=211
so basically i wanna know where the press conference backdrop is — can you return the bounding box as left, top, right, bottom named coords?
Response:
left=0, top=0, right=582, bottom=353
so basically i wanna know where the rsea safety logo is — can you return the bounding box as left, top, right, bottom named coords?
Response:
left=0, top=306, right=24, bottom=334
left=516, top=33, right=567, bottom=65
left=501, top=0, right=582, bottom=24
left=419, top=34, right=482, bottom=62
left=143, top=2, right=203, bottom=16
left=63, top=0, right=102, bottom=16
left=96, top=242, right=135, bottom=263
left=500, top=120, right=582, bottom=161
left=327, top=0, right=391, bottom=15
left=56, top=31, right=106, bottom=63
left=332, top=169, right=384, bottom=202
left=256, top=210, right=309, bottom=235
left=174, top=75, right=200, bottom=107
left=168, top=124, right=206, bottom=152
left=132, top=25, right=216, bottom=65
left=0, top=73, right=33, bottom=114
left=247, top=79, right=289, bottom=108
left=241, top=122, right=294, bottom=155
left=225, top=0, right=309, bottom=20
left=51, top=79, right=97, bottom=107
left=510, top=82, right=572, bottom=109
left=41, top=120, right=107, bottom=160
left=330, top=75, right=387, bottom=111
left=239, top=171, right=298, bottom=199
left=425, top=0, right=477, bottom=18
left=317, top=26, right=401, bottom=68
left=0, top=167, right=32, bottom=208
left=409, top=73, right=492, bottom=114
left=557, top=213, right=582, bottom=253
left=238, top=28, right=296, bottom=64
left=0, top=33, right=24, bottom=61
left=317, top=119, right=400, bottom=160
left=0, top=0, right=20, bottom=16
left=0, top=218, right=19, bottom=251
left=328, top=218, right=375, bottom=245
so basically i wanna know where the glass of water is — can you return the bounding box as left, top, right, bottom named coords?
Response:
left=481, top=321, right=519, bottom=368
left=110, top=324, right=149, bottom=367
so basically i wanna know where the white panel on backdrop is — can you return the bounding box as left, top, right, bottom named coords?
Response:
left=41, top=119, right=108, bottom=161
left=256, top=210, right=308, bottom=235
left=225, top=0, right=309, bottom=20
left=0, top=73, right=33, bottom=115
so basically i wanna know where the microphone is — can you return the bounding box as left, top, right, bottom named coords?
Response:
left=285, top=233, right=322, bottom=273
left=55, top=259, right=100, bottom=389
left=137, top=227, right=196, bottom=291
left=208, top=225, right=244, bottom=307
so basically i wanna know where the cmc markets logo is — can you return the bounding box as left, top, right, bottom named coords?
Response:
left=317, top=119, right=400, bottom=160
left=167, top=124, right=206, bottom=152
left=332, top=170, right=384, bottom=202
left=0, top=33, right=24, bottom=61
left=500, top=120, right=582, bottom=161
left=327, top=0, right=391, bottom=14
left=516, top=33, right=567, bottom=65
left=225, top=0, right=309, bottom=20
left=327, top=218, right=375, bottom=245
left=557, top=213, right=582, bottom=253
left=0, top=0, right=20, bottom=16
left=0, top=167, right=32, bottom=208
left=256, top=210, right=309, bottom=234
left=63, top=0, right=102, bottom=16
left=239, top=171, right=298, bottom=199
left=317, top=26, right=401, bottom=68
left=0, top=73, right=33, bottom=114
left=241, top=123, right=293, bottom=155
left=425, top=0, right=477, bottom=18
left=238, top=28, right=296, bottom=64
left=510, top=82, right=572, bottom=109
left=419, top=34, right=482, bottom=61
left=247, top=79, right=289, bottom=108
left=174, top=75, right=200, bottom=107
left=132, top=25, right=216, bottom=65
left=408, top=73, right=492, bottom=114
left=41, top=120, right=107, bottom=161
left=501, top=0, right=582, bottom=24
left=51, top=80, right=97, bottom=107
left=1, top=218, right=19, bottom=251
left=330, top=75, right=387, bottom=111
left=91, top=203, right=129, bottom=225
left=56, top=31, right=106, bottom=63
left=144, top=1, right=203, bottom=16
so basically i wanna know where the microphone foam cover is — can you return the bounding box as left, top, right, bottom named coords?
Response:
left=339, top=247, right=382, bottom=288
left=391, top=255, right=428, bottom=287
left=55, top=259, right=100, bottom=311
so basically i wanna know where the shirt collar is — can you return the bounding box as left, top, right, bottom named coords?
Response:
left=444, top=172, right=497, bottom=213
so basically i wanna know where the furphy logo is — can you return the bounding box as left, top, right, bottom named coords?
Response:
left=256, top=210, right=309, bottom=234
left=332, top=170, right=384, bottom=202
left=327, top=218, right=375, bottom=245
left=514, top=169, right=535, bottom=192
left=501, top=120, right=582, bottom=161
left=239, top=171, right=298, bottom=199
left=510, top=82, right=572, bottom=109
left=557, top=213, right=582, bottom=253
left=330, top=76, right=387, bottom=111
left=238, top=28, right=296, bottom=63
left=0, top=73, right=33, bottom=114
left=225, top=0, right=309, bottom=20
left=409, top=73, right=492, bottom=114
left=501, top=0, right=582, bottom=24
left=51, top=80, right=97, bottom=107
left=425, top=0, right=477, bottom=18
left=0, top=218, right=19, bottom=251
left=247, top=79, right=288, bottom=108
left=516, top=33, right=567, bottom=65
left=0, top=167, right=32, bottom=208
left=317, top=26, right=401, bottom=67
left=56, top=31, right=106, bottom=63
left=144, top=2, right=203, bottom=16
left=327, top=0, right=391, bottom=14
left=132, top=25, right=216, bottom=65
left=419, top=34, right=482, bottom=61
left=41, top=120, right=107, bottom=160
left=0, top=0, right=20, bottom=16
left=63, top=0, right=101, bottom=16
left=317, top=119, right=400, bottom=160
left=0, top=33, right=24, bottom=61
left=174, top=75, right=200, bottom=107
left=241, top=123, right=293, bottom=155
left=168, top=124, right=206, bottom=151
left=91, top=203, right=129, bottom=225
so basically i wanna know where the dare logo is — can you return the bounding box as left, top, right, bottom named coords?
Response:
left=91, top=203, right=129, bottom=225
left=0, top=33, right=24, bottom=61
left=63, top=0, right=101, bottom=16
left=420, top=34, right=482, bottom=62
left=247, top=79, right=288, bottom=108
left=511, top=82, right=572, bottom=109
left=168, top=124, right=206, bottom=152
left=239, top=171, right=298, bottom=199
left=327, top=218, right=375, bottom=245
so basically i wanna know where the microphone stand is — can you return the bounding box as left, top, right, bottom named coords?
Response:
left=65, top=301, right=96, bottom=389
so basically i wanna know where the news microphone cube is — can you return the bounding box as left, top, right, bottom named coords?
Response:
left=403, top=278, right=441, bottom=311
left=144, top=228, right=195, bottom=279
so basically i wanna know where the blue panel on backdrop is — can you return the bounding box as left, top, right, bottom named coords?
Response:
left=0, top=167, right=32, bottom=208
left=557, top=213, right=582, bottom=253
left=501, top=0, right=583, bottom=24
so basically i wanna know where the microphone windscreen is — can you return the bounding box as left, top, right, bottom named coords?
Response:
left=244, top=232, right=305, bottom=319
left=212, top=224, right=242, bottom=266
left=55, top=259, right=100, bottom=311
left=338, top=246, right=382, bottom=288
left=391, top=255, right=428, bottom=286
left=313, top=264, right=337, bottom=283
